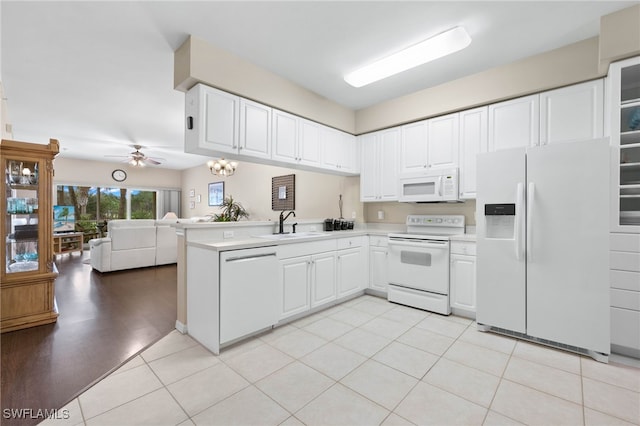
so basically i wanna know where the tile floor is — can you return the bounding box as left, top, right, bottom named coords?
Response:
left=41, top=295, right=640, bottom=426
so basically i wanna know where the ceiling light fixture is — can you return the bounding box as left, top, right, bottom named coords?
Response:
left=344, top=26, right=472, bottom=88
left=129, top=158, right=145, bottom=167
left=207, top=158, right=238, bottom=177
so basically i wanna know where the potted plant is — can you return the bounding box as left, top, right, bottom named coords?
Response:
left=214, top=195, right=249, bottom=222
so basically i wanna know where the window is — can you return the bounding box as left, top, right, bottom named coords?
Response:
left=55, top=185, right=158, bottom=221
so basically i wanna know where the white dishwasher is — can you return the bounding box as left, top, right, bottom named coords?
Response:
left=219, top=246, right=279, bottom=345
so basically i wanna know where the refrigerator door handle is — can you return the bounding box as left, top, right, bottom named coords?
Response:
left=527, top=182, right=535, bottom=261
left=515, top=182, right=524, bottom=260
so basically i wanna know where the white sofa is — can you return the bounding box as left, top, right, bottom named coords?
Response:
left=89, top=219, right=179, bottom=272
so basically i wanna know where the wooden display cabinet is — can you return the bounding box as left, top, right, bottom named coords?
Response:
left=1, top=139, right=59, bottom=333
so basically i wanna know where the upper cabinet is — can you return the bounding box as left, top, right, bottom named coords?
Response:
left=428, top=113, right=459, bottom=169
left=185, top=84, right=240, bottom=156
left=186, top=84, right=358, bottom=176
left=459, top=107, right=488, bottom=199
left=360, top=128, right=399, bottom=202
left=540, top=79, right=604, bottom=145
left=322, top=127, right=359, bottom=174
left=272, top=109, right=299, bottom=164
left=298, top=119, right=323, bottom=167
left=239, top=98, right=271, bottom=159
left=400, top=112, right=459, bottom=174
left=488, top=94, right=540, bottom=151
left=400, top=121, right=428, bottom=174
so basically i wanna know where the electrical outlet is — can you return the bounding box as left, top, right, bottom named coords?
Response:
left=223, top=231, right=234, bottom=239
left=351, top=211, right=356, bottom=219
left=377, top=210, right=385, bottom=220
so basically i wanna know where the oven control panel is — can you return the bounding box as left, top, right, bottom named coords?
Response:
left=406, top=215, right=465, bottom=226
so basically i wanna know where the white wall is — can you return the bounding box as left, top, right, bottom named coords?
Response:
left=53, top=157, right=181, bottom=190
left=181, top=160, right=362, bottom=223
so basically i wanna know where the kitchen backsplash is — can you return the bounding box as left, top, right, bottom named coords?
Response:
left=364, top=199, right=477, bottom=225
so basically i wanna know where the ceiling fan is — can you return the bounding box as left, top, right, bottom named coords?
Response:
left=106, top=144, right=165, bottom=167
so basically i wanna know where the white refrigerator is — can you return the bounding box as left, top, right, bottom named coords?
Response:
left=476, top=138, right=610, bottom=358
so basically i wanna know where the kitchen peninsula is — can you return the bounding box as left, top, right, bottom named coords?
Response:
left=177, top=219, right=403, bottom=354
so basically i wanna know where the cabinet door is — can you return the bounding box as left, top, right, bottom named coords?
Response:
left=400, top=121, right=428, bottom=174
left=450, top=254, right=476, bottom=313
left=272, top=109, right=298, bottom=164
left=488, top=94, right=540, bottom=151
left=341, top=133, right=359, bottom=174
left=337, top=247, right=365, bottom=298
left=299, top=119, right=322, bottom=166
left=428, top=113, right=459, bottom=169
left=379, top=128, right=400, bottom=201
left=459, top=107, right=488, bottom=199
left=540, top=79, right=604, bottom=145
left=359, top=133, right=379, bottom=201
left=239, top=99, right=271, bottom=159
left=323, top=130, right=358, bottom=174
left=280, top=257, right=310, bottom=319
left=311, top=252, right=336, bottom=307
left=321, top=127, right=340, bottom=170
left=186, top=84, right=239, bottom=155
left=369, top=246, right=389, bottom=292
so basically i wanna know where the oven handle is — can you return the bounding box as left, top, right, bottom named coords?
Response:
left=388, top=240, right=449, bottom=249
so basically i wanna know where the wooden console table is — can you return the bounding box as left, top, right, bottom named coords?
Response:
left=53, top=232, right=83, bottom=256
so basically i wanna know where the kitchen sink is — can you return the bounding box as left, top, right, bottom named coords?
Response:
left=255, top=232, right=326, bottom=240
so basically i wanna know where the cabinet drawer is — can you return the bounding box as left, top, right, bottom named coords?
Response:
left=610, top=233, right=640, bottom=252
left=611, top=307, right=640, bottom=350
left=277, top=239, right=336, bottom=259
left=450, top=241, right=476, bottom=256
left=369, top=235, right=389, bottom=247
left=610, top=251, right=640, bottom=272
left=336, top=236, right=363, bottom=250
left=611, top=288, right=640, bottom=310
left=610, top=270, right=640, bottom=292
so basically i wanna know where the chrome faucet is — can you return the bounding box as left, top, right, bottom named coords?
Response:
left=278, top=210, right=296, bottom=234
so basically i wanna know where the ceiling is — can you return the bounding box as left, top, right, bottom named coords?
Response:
left=1, top=1, right=635, bottom=170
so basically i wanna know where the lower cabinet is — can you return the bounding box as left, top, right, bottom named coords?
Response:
left=610, top=233, right=640, bottom=357
left=337, top=247, right=365, bottom=298
left=311, top=252, right=337, bottom=307
left=280, top=256, right=311, bottom=319
left=279, top=251, right=336, bottom=320
left=450, top=240, right=476, bottom=317
left=368, top=236, right=389, bottom=292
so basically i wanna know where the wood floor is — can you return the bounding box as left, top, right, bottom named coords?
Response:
left=1, top=252, right=177, bottom=426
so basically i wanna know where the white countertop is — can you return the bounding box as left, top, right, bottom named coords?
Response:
left=188, top=229, right=477, bottom=251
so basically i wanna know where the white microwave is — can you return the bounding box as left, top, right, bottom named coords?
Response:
left=398, top=168, right=461, bottom=203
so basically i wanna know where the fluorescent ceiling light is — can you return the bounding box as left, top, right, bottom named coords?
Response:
left=344, top=26, right=472, bottom=88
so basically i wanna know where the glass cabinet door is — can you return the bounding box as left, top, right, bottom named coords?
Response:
left=5, top=157, right=41, bottom=273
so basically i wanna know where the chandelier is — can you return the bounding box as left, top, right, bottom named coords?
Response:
left=207, top=158, right=238, bottom=177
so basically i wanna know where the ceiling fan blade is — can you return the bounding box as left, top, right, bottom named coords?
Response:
left=142, top=157, right=162, bottom=165
left=104, top=155, right=129, bottom=158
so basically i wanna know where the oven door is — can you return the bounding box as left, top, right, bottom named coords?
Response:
left=387, top=238, right=450, bottom=294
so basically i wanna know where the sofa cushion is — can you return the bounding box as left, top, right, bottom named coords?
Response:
left=110, top=226, right=156, bottom=251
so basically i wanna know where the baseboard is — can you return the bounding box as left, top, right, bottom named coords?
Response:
left=175, top=320, right=187, bottom=334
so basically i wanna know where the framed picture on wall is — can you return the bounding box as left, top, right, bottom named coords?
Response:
left=208, top=182, right=224, bottom=206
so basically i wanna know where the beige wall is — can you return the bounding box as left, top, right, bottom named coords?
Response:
left=599, top=4, right=640, bottom=69
left=364, top=200, right=477, bottom=226
left=181, top=160, right=362, bottom=223
left=355, top=38, right=603, bottom=133
left=175, top=36, right=356, bottom=134
left=53, top=157, right=182, bottom=190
